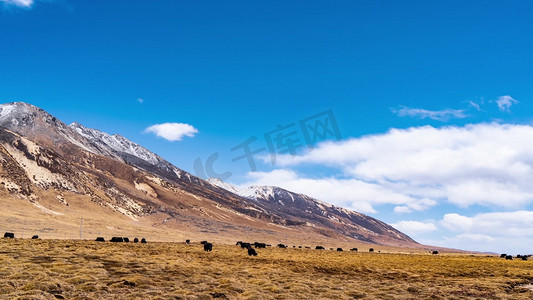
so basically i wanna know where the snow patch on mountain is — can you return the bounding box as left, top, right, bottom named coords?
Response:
left=207, top=178, right=239, bottom=193
left=70, top=122, right=164, bottom=165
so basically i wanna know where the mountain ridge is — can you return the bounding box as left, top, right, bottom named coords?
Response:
left=208, top=178, right=415, bottom=244
left=0, top=101, right=416, bottom=246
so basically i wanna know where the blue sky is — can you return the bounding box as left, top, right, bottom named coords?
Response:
left=1, top=0, right=533, bottom=253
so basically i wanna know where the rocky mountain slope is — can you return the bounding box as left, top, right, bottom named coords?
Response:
left=208, top=179, right=414, bottom=244
left=0, top=102, right=416, bottom=246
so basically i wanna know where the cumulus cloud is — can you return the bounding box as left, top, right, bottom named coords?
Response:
left=1, top=0, right=33, bottom=7
left=391, top=221, right=437, bottom=237
left=392, top=106, right=468, bottom=121
left=393, top=206, right=413, bottom=214
left=431, top=211, right=533, bottom=253
left=495, top=95, right=518, bottom=112
left=441, top=211, right=533, bottom=237
left=145, top=123, right=198, bottom=141
left=250, top=123, right=533, bottom=212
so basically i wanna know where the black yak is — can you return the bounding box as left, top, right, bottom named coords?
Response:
left=248, top=248, right=258, bottom=256
left=254, top=242, right=266, bottom=249
left=204, top=242, right=213, bottom=252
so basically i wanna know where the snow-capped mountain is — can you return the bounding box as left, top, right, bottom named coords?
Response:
left=0, top=102, right=113, bottom=156
left=0, top=102, right=417, bottom=246
left=0, top=102, right=198, bottom=185
left=208, top=179, right=415, bottom=244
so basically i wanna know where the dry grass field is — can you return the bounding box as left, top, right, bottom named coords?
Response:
left=1, top=239, right=533, bottom=299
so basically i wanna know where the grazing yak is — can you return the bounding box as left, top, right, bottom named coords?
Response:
left=315, top=246, right=325, bottom=250
left=277, top=244, right=287, bottom=249
left=369, top=248, right=374, bottom=252
left=95, top=237, right=105, bottom=242
left=204, top=242, right=213, bottom=252
left=432, top=251, right=439, bottom=255
left=500, top=254, right=507, bottom=258
left=248, top=248, right=258, bottom=256
left=123, top=237, right=130, bottom=243
left=133, top=238, right=139, bottom=243
left=186, top=239, right=190, bottom=244
left=3, top=232, right=14, bottom=239
left=200, top=240, right=208, bottom=245
left=141, top=238, right=147, bottom=244
left=31, top=235, right=39, bottom=239
left=350, top=248, right=358, bottom=252
left=337, top=248, right=343, bottom=252
left=110, top=237, right=124, bottom=242
left=254, top=242, right=266, bottom=249
left=240, top=242, right=252, bottom=249
left=505, top=255, right=513, bottom=260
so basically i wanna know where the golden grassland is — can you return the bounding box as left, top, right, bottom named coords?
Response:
left=1, top=239, right=533, bottom=299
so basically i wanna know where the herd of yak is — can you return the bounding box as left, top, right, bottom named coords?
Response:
left=202, top=240, right=365, bottom=256
left=2, top=232, right=530, bottom=260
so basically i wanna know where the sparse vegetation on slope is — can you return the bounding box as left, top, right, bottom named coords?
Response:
left=1, top=239, right=532, bottom=299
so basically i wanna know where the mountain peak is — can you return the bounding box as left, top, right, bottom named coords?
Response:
left=207, top=178, right=240, bottom=193
left=0, top=102, right=49, bottom=121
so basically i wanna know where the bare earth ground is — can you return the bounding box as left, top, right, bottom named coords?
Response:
left=1, top=239, right=533, bottom=299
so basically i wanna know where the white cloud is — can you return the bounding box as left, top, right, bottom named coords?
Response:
left=137, top=98, right=144, bottom=104
left=240, top=122, right=533, bottom=253
left=391, top=221, right=437, bottom=236
left=394, top=206, right=412, bottom=214
left=392, top=106, right=468, bottom=121
left=1, top=0, right=33, bottom=7
left=435, top=211, right=533, bottom=253
left=495, top=95, right=518, bottom=112
left=250, top=123, right=533, bottom=213
left=441, top=211, right=533, bottom=237
left=145, top=122, right=198, bottom=141
left=467, top=100, right=483, bottom=111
